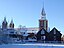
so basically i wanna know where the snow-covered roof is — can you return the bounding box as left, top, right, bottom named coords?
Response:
left=28, top=38, right=37, bottom=41
left=23, top=33, right=29, bottom=36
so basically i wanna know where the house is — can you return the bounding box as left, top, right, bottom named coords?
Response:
left=23, top=33, right=29, bottom=40
left=37, top=28, right=48, bottom=43
left=27, top=33, right=37, bottom=42
left=61, top=35, right=64, bottom=43
left=1, top=28, right=23, bottom=44
left=48, top=27, right=62, bottom=43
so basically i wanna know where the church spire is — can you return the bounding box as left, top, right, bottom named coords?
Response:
left=11, top=19, right=13, bottom=24
left=2, top=17, right=8, bottom=29
left=41, top=2, right=46, bottom=20
left=41, top=7, right=46, bottom=16
left=4, top=17, right=6, bottom=22
left=9, top=19, right=14, bottom=28
left=39, top=2, right=48, bottom=31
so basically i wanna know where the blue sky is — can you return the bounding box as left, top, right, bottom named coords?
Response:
left=0, top=0, right=64, bottom=34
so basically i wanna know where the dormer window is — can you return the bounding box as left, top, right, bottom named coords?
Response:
left=41, top=29, right=45, bottom=34
left=54, top=29, right=56, bottom=34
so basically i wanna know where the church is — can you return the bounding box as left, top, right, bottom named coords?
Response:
left=2, top=17, right=14, bottom=29
left=37, top=5, right=62, bottom=43
left=0, top=4, right=62, bottom=44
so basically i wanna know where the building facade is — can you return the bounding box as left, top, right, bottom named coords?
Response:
left=37, top=27, right=62, bottom=43
left=48, top=27, right=62, bottom=43
left=37, top=28, right=48, bottom=43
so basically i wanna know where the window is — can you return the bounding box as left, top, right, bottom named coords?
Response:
left=32, top=30, right=34, bottom=31
left=41, top=36, right=46, bottom=40
left=54, top=29, right=56, bottom=34
left=54, top=36, right=56, bottom=41
left=41, top=29, right=45, bottom=34
left=44, top=21, right=46, bottom=30
left=10, top=32, right=14, bottom=34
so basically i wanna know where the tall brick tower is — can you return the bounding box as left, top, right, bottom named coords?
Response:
left=2, top=17, right=8, bottom=29
left=9, top=19, right=14, bottom=28
left=39, top=7, right=48, bottom=31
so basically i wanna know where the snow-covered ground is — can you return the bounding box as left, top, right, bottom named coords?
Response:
left=0, top=43, right=64, bottom=48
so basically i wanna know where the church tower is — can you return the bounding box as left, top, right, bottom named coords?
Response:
left=39, top=6, right=48, bottom=31
left=9, top=19, right=14, bottom=28
left=2, top=17, right=8, bottom=29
